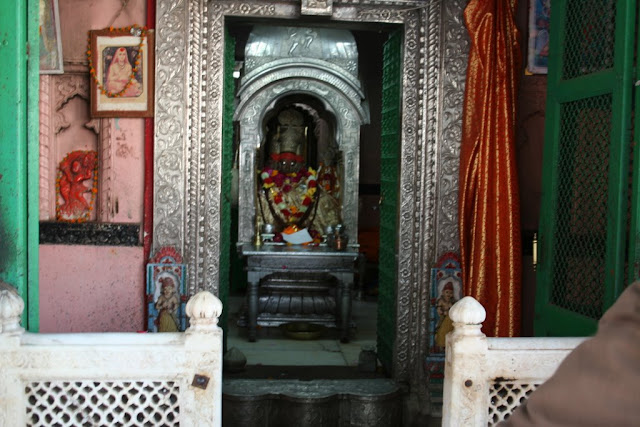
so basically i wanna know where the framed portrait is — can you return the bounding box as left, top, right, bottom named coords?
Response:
left=527, top=0, right=551, bottom=74
left=89, top=28, right=154, bottom=118
left=39, top=0, right=64, bottom=74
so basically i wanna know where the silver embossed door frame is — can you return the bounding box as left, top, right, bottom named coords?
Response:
left=153, top=0, right=468, bottom=399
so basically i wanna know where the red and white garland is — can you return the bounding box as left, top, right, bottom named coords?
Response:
left=260, top=166, right=318, bottom=222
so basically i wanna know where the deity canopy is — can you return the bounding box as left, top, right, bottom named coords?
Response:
left=256, top=107, right=341, bottom=239
left=235, top=24, right=369, bottom=246
left=243, top=26, right=359, bottom=77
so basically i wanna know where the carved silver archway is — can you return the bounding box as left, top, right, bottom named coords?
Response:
left=153, top=0, right=468, bottom=412
left=234, top=25, right=370, bottom=245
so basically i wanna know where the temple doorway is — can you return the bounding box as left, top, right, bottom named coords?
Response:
left=153, top=3, right=468, bottom=417
left=224, top=22, right=388, bottom=375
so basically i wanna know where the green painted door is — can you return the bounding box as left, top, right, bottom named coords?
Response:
left=0, top=0, right=39, bottom=330
left=220, top=30, right=236, bottom=348
left=377, top=29, right=402, bottom=370
left=535, top=0, right=636, bottom=336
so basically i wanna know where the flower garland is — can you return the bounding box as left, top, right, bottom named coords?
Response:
left=260, top=166, right=318, bottom=223
left=87, top=25, right=147, bottom=98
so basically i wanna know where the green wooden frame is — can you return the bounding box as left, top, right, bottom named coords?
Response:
left=535, top=0, right=635, bottom=336
left=0, top=0, right=39, bottom=331
left=377, top=28, right=403, bottom=370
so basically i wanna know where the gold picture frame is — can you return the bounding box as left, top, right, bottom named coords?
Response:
left=89, top=28, right=154, bottom=118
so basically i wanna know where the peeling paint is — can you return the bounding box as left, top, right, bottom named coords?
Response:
left=116, top=141, right=135, bottom=159
left=0, top=196, right=13, bottom=275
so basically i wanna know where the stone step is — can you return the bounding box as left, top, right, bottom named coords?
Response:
left=222, top=378, right=403, bottom=427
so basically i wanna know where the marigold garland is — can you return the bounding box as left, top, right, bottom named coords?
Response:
left=87, top=25, right=147, bottom=98
left=260, top=166, right=318, bottom=223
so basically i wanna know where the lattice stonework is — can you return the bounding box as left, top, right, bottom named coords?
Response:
left=25, top=380, right=179, bottom=426
left=488, top=380, right=540, bottom=426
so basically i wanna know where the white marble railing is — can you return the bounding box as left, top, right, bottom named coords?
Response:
left=442, top=297, right=586, bottom=426
left=0, top=281, right=223, bottom=427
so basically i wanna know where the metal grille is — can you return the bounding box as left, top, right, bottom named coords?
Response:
left=488, top=380, right=539, bottom=426
left=25, top=380, right=179, bottom=427
left=220, top=30, right=236, bottom=332
left=563, top=0, right=616, bottom=79
left=377, top=29, right=403, bottom=370
left=551, top=95, right=612, bottom=319
left=625, top=117, right=634, bottom=284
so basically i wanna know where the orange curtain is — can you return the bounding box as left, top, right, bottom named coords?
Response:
left=459, top=0, right=522, bottom=337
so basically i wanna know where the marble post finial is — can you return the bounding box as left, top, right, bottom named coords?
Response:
left=449, top=296, right=486, bottom=338
left=0, top=281, right=25, bottom=335
left=185, top=291, right=223, bottom=332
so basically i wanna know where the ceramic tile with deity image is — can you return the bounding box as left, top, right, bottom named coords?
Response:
left=425, top=252, right=462, bottom=416
left=146, top=247, right=187, bottom=332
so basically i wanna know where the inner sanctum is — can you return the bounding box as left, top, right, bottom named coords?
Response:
left=151, top=0, right=467, bottom=420
left=233, top=25, right=370, bottom=345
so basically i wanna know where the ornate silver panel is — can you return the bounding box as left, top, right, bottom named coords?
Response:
left=235, top=48, right=369, bottom=244
left=153, top=0, right=468, bottom=413
left=436, top=0, right=468, bottom=257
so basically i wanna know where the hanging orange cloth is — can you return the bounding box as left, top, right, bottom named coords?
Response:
left=459, top=0, right=522, bottom=337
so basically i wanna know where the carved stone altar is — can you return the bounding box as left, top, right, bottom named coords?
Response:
left=239, top=244, right=359, bottom=342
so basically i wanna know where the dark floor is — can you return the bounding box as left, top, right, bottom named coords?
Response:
left=224, top=293, right=443, bottom=426
left=223, top=364, right=387, bottom=380
left=226, top=294, right=378, bottom=368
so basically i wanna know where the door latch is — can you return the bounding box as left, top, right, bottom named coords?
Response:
left=532, top=232, right=538, bottom=272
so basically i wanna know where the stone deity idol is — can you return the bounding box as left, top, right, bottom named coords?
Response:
left=256, top=108, right=341, bottom=240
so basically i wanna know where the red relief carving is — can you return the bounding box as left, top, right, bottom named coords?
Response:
left=56, top=150, right=98, bottom=222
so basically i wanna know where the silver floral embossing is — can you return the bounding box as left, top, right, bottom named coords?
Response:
left=153, top=0, right=468, bottom=413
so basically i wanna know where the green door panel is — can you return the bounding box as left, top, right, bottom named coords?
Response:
left=629, top=3, right=640, bottom=284
left=220, top=30, right=236, bottom=348
left=377, top=28, right=402, bottom=370
left=535, top=0, right=635, bottom=336
left=0, top=0, right=39, bottom=330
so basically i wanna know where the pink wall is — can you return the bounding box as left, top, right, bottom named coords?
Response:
left=59, top=0, right=147, bottom=67
left=39, top=245, right=145, bottom=333
left=103, top=118, right=145, bottom=223
left=37, top=1, right=148, bottom=333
